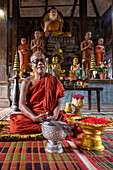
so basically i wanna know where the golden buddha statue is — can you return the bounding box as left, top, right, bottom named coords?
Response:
left=50, top=49, right=65, bottom=79
left=50, top=56, right=61, bottom=78
left=69, top=58, right=78, bottom=78
left=40, top=7, right=71, bottom=37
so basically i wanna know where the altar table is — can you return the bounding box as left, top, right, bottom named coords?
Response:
left=65, top=87, right=103, bottom=112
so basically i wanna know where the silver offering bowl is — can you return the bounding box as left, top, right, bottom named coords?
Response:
left=41, top=121, right=68, bottom=153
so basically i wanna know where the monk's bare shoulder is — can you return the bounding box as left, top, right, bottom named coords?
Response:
left=21, top=76, right=34, bottom=91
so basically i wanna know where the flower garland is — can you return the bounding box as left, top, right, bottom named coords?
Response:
left=72, top=94, right=84, bottom=100
left=80, top=117, right=110, bottom=124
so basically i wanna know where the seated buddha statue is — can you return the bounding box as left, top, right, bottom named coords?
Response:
left=42, top=7, right=71, bottom=37
left=70, top=58, right=78, bottom=73
left=69, top=58, right=78, bottom=78
left=50, top=56, right=61, bottom=78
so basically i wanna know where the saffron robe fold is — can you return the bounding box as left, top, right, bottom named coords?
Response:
left=10, top=73, right=65, bottom=134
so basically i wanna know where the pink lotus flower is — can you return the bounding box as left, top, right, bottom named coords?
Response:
left=52, top=65, right=56, bottom=70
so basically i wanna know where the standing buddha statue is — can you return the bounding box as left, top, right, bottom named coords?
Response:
left=80, top=32, right=94, bottom=78
left=18, top=37, right=30, bottom=74
left=95, top=38, right=105, bottom=66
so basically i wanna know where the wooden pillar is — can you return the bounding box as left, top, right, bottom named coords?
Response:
left=7, top=0, right=10, bottom=77
left=112, top=0, right=113, bottom=77
left=79, top=0, right=87, bottom=42
left=12, top=0, right=19, bottom=68
left=69, top=0, right=78, bottom=34
left=0, top=0, right=8, bottom=81
left=0, top=0, right=10, bottom=107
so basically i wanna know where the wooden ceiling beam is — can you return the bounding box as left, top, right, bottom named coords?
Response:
left=90, top=0, right=100, bottom=18
left=70, top=0, right=78, bottom=18
left=20, top=4, right=79, bottom=8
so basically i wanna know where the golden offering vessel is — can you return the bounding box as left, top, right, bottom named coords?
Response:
left=67, top=116, right=113, bottom=151
left=65, top=102, right=72, bottom=114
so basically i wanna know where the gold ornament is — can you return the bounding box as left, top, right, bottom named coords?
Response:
left=67, top=116, right=113, bottom=151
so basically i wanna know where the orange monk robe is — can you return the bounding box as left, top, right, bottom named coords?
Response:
left=47, top=20, right=62, bottom=32
left=95, top=45, right=105, bottom=66
left=18, top=44, right=30, bottom=69
left=47, top=20, right=63, bottom=36
left=10, top=73, right=66, bottom=134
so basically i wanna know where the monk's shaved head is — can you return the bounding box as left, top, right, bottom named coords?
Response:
left=30, top=51, right=45, bottom=62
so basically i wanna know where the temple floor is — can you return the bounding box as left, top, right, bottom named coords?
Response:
left=0, top=104, right=113, bottom=120
left=0, top=105, right=113, bottom=169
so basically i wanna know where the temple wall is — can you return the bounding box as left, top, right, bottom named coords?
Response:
left=0, top=0, right=10, bottom=107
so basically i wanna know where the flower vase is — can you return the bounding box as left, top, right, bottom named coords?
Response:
left=72, top=94, right=84, bottom=115
left=72, top=98, right=84, bottom=115
left=99, top=73, right=107, bottom=79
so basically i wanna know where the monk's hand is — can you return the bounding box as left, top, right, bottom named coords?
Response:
left=47, top=116, right=58, bottom=121
left=33, top=116, right=43, bottom=123
left=34, top=112, right=49, bottom=123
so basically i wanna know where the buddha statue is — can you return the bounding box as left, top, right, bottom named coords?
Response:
left=80, top=32, right=94, bottom=79
left=69, top=58, right=78, bottom=78
left=18, top=37, right=30, bottom=74
left=70, top=58, right=78, bottom=73
left=95, top=38, right=105, bottom=66
left=50, top=56, right=61, bottom=78
left=40, top=7, right=71, bottom=37
left=81, top=32, right=94, bottom=70
left=31, top=31, right=46, bottom=55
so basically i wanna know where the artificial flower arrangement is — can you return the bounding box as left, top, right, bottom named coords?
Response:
left=80, top=117, right=110, bottom=124
left=72, top=94, right=84, bottom=110
left=67, top=116, right=113, bottom=127
left=95, top=61, right=109, bottom=73
left=72, top=94, right=84, bottom=100
left=75, top=63, right=82, bottom=79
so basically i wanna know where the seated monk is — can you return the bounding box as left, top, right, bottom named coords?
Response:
left=44, top=7, right=71, bottom=37
left=10, top=51, right=82, bottom=137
